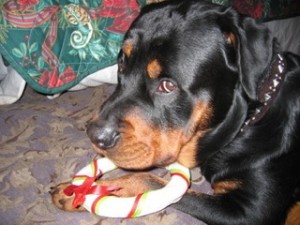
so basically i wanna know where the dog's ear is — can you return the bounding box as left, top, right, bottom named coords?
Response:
left=220, top=10, right=274, bottom=100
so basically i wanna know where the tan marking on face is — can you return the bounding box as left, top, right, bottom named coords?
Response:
left=177, top=102, right=213, bottom=167
left=147, top=59, right=162, bottom=79
left=92, top=113, right=182, bottom=169
left=92, top=102, right=213, bottom=169
left=123, top=40, right=133, bottom=58
left=285, top=203, right=300, bottom=225
left=212, top=181, right=242, bottom=194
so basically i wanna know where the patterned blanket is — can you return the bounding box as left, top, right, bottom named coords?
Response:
left=0, top=0, right=146, bottom=94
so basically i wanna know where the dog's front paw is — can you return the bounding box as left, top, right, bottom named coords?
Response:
left=50, top=182, right=85, bottom=212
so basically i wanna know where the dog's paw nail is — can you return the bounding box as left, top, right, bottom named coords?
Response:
left=58, top=199, right=66, bottom=206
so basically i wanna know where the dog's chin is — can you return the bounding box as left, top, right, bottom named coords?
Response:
left=112, top=158, right=177, bottom=170
left=92, top=145, right=177, bottom=170
left=92, top=146, right=156, bottom=170
left=109, top=157, right=155, bottom=170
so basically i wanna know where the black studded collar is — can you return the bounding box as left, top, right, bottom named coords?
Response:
left=241, top=53, right=287, bottom=132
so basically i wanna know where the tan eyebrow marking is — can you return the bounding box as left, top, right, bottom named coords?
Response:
left=147, top=59, right=162, bottom=79
left=123, top=40, right=134, bottom=58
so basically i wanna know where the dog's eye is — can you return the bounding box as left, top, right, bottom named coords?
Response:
left=157, top=80, right=176, bottom=93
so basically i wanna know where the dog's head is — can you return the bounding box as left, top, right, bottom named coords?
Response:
left=87, top=1, right=275, bottom=169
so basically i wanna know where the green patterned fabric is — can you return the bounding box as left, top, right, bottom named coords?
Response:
left=0, top=0, right=146, bottom=94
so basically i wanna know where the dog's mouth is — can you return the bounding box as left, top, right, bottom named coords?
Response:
left=92, top=142, right=161, bottom=170
left=90, top=115, right=183, bottom=170
left=88, top=102, right=212, bottom=170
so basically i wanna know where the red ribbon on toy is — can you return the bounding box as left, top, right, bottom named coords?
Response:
left=63, top=160, right=120, bottom=208
left=64, top=176, right=120, bottom=208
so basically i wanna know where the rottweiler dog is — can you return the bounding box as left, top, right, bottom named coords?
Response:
left=51, top=0, right=300, bottom=224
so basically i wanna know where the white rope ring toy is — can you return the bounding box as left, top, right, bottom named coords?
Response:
left=63, top=157, right=190, bottom=218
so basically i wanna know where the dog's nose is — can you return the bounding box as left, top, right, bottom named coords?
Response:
left=86, top=122, right=120, bottom=150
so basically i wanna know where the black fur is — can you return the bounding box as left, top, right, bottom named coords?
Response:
left=88, top=1, right=300, bottom=224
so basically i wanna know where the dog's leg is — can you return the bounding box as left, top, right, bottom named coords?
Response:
left=173, top=190, right=291, bottom=225
left=94, top=173, right=167, bottom=197
left=174, top=191, right=247, bottom=224
left=50, top=173, right=166, bottom=212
